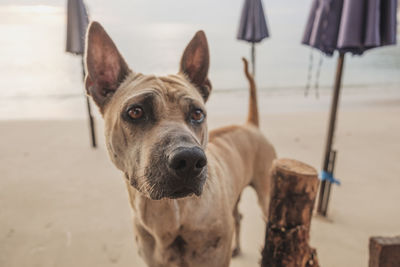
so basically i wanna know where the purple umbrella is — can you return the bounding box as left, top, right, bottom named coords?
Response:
left=66, top=0, right=89, bottom=55
left=66, top=0, right=97, bottom=148
left=237, top=0, right=270, bottom=76
left=303, top=0, right=397, bottom=55
left=302, top=0, right=397, bottom=216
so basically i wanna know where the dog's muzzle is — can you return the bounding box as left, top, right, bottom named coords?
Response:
left=165, top=146, right=207, bottom=198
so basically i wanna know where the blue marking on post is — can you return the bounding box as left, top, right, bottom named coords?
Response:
left=319, top=170, right=341, bottom=185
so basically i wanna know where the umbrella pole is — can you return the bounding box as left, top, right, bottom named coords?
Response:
left=81, top=58, right=97, bottom=148
left=317, top=52, right=345, bottom=216
left=86, top=96, right=97, bottom=148
left=251, top=43, right=256, bottom=76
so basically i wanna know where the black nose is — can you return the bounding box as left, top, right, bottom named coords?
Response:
left=168, top=147, right=207, bottom=178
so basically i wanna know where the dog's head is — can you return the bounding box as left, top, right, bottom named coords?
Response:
left=84, top=22, right=212, bottom=200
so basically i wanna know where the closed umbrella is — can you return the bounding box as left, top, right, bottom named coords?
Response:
left=237, top=0, right=270, bottom=76
left=66, top=0, right=97, bottom=148
left=302, top=0, right=397, bottom=216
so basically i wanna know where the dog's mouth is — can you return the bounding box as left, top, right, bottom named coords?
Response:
left=128, top=172, right=206, bottom=200
left=166, top=171, right=207, bottom=199
left=137, top=172, right=206, bottom=200
left=169, top=188, right=194, bottom=199
left=168, top=185, right=203, bottom=199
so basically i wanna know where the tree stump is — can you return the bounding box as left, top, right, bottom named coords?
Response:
left=369, top=236, right=400, bottom=267
left=261, top=158, right=320, bottom=267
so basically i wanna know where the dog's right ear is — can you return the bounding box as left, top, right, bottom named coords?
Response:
left=84, top=21, right=130, bottom=113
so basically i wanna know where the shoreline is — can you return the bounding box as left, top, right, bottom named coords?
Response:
left=1, top=85, right=399, bottom=120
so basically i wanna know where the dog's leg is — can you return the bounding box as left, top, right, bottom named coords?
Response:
left=232, top=195, right=242, bottom=257
left=251, top=169, right=272, bottom=221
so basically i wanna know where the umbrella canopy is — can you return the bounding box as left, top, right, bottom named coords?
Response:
left=302, top=0, right=397, bottom=56
left=66, top=0, right=89, bottom=55
left=237, top=0, right=269, bottom=43
left=302, top=0, right=397, bottom=217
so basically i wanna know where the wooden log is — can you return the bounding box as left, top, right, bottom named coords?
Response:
left=369, top=236, right=400, bottom=267
left=261, top=158, right=320, bottom=267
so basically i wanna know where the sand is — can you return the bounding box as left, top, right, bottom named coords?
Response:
left=1, top=104, right=400, bottom=267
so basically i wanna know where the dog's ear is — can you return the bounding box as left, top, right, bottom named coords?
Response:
left=84, top=21, right=130, bottom=112
left=180, top=31, right=212, bottom=102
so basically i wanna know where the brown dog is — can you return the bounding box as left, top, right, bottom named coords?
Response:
left=84, top=21, right=276, bottom=267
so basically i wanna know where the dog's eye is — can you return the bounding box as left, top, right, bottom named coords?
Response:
left=190, top=109, right=205, bottom=123
left=127, top=106, right=144, bottom=120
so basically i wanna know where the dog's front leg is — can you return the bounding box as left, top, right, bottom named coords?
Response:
left=132, top=221, right=160, bottom=267
left=232, top=196, right=243, bottom=257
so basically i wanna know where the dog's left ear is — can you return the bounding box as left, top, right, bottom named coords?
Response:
left=180, top=31, right=212, bottom=102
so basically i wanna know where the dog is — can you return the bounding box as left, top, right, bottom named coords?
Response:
left=84, top=21, right=276, bottom=267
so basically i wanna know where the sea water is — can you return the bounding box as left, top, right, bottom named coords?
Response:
left=0, top=0, right=399, bottom=119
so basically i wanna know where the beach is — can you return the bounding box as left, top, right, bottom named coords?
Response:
left=1, top=1, right=399, bottom=266
left=1, top=95, right=399, bottom=267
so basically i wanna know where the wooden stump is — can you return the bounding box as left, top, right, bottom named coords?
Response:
left=261, top=158, right=320, bottom=267
left=369, top=236, right=400, bottom=267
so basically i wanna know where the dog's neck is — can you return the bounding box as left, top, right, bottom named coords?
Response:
left=126, top=179, right=191, bottom=233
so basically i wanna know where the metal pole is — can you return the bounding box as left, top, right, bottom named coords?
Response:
left=81, top=58, right=97, bottom=148
left=251, top=42, right=255, bottom=77
left=86, top=96, right=97, bottom=148
left=317, top=52, right=345, bottom=216
left=321, top=150, right=337, bottom=214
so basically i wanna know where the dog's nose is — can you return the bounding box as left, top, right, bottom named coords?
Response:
left=168, top=147, right=207, bottom=178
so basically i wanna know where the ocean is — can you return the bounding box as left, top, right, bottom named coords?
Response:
left=0, top=0, right=399, bottom=119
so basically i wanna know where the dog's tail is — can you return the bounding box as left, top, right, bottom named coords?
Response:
left=242, top=57, right=259, bottom=127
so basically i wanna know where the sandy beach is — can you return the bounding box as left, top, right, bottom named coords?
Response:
left=1, top=99, right=399, bottom=267
left=0, top=1, right=399, bottom=266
